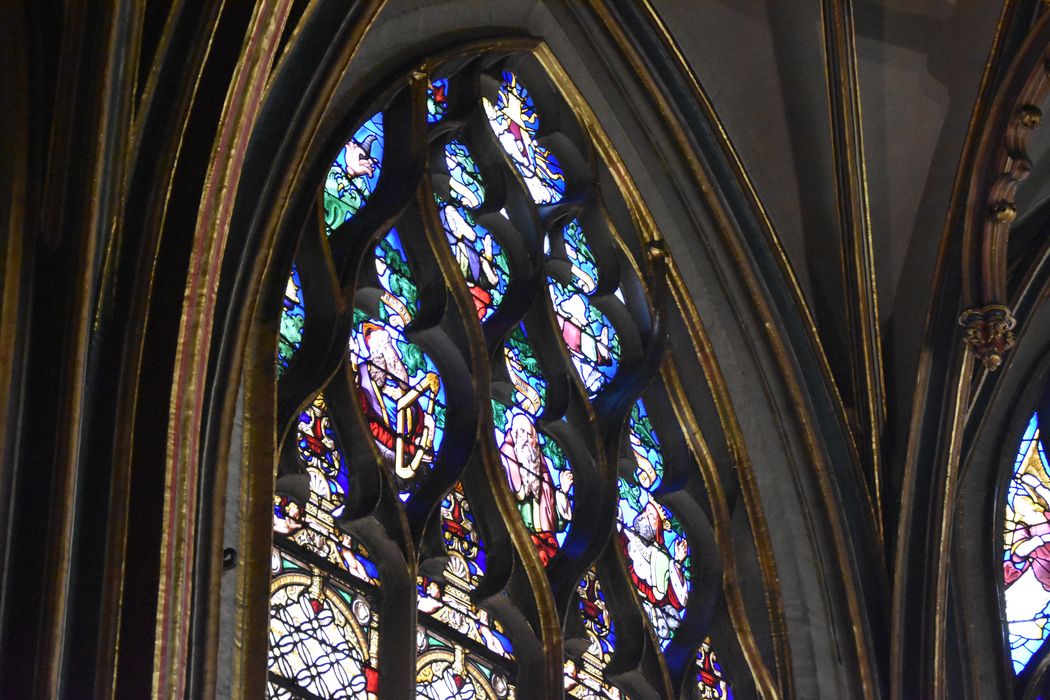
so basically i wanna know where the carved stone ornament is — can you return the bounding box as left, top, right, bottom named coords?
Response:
left=958, top=304, right=1017, bottom=371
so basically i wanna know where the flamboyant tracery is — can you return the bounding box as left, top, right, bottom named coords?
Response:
left=267, top=51, right=735, bottom=699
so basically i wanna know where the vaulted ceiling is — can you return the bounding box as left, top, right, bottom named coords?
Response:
left=654, top=0, right=1002, bottom=438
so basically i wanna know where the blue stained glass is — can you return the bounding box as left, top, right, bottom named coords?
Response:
left=548, top=278, right=620, bottom=396
left=629, top=401, right=664, bottom=491
left=562, top=219, right=599, bottom=294
left=323, top=113, right=384, bottom=235
left=274, top=394, right=378, bottom=585
left=617, top=478, right=690, bottom=649
left=437, top=199, right=510, bottom=321
left=427, top=78, right=449, bottom=123
left=565, top=568, right=622, bottom=699
left=417, top=484, right=516, bottom=660
left=492, top=403, right=574, bottom=565
left=277, top=265, right=305, bottom=376
left=349, top=312, right=446, bottom=493
left=375, top=229, right=418, bottom=318
left=1003, top=412, right=1050, bottom=673
left=503, top=324, right=546, bottom=416
left=484, top=71, right=566, bottom=204
left=697, top=638, right=733, bottom=699
left=444, top=140, right=486, bottom=209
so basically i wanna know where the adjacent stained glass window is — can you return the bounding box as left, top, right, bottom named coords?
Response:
left=1004, top=412, right=1050, bottom=673
left=267, top=51, right=739, bottom=699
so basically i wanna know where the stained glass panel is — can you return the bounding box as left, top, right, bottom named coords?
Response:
left=617, top=478, right=690, bottom=649
left=548, top=279, right=620, bottom=396
left=324, top=113, right=384, bottom=235
left=493, top=403, right=573, bottom=565
left=427, top=78, right=449, bottom=123
left=416, top=631, right=515, bottom=699
left=277, top=265, right=306, bottom=376
left=697, top=638, right=732, bottom=700
left=349, top=311, right=446, bottom=495
left=503, top=324, right=546, bottom=416
left=267, top=552, right=380, bottom=699
left=274, top=394, right=379, bottom=584
left=1004, top=412, right=1050, bottom=673
left=629, top=401, right=664, bottom=491
left=564, top=568, right=622, bottom=699
left=374, top=228, right=418, bottom=316
left=562, top=219, right=599, bottom=294
left=438, top=199, right=510, bottom=321
left=417, top=484, right=515, bottom=659
left=483, top=71, right=565, bottom=205
left=445, top=140, right=486, bottom=209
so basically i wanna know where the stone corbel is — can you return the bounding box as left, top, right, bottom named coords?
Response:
left=958, top=304, right=1017, bottom=371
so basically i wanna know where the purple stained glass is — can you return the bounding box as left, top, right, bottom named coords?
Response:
left=437, top=199, right=510, bottom=321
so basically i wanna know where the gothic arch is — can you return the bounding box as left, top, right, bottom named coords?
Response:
left=0, top=2, right=884, bottom=698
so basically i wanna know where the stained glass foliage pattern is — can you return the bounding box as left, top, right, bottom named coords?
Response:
left=493, top=403, right=574, bottom=565
left=324, top=113, right=384, bottom=235
left=1004, top=412, right=1050, bottom=673
left=417, top=484, right=515, bottom=660
left=445, top=140, right=486, bottom=209
left=416, top=631, right=515, bottom=699
left=618, top=478, right=690, bottom=649
left=697, top=638, right=733, bottom=700
left=267, top=552, right=380, bottom=699
left=374, top=228, right=418, bottom=316
left=503, top=324, right=546, bottom=416
left=484, top=71, right=566, bottom=204
left=427, top=78, right=449, bottom=123
left=562, top=219, right=599, bottom=294
left=549, top=278, right=620, bottom=397
left=629, top=401, right=664, bottom=491
left=437, top=199, right=510, bottom=321
left=277, top=265, right=306, bottom=376
left=564, top=569, right=622, bottom=699
left=273, top=394, right=378, bottom=585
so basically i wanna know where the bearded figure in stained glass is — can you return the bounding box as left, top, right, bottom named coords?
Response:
left=324, top=118, right=382, bottom=233
left=498, top=411, right=573, bottom=565
left=619, top=482, right=689, bottom=644
left=352, top=321, right=441, bottom=482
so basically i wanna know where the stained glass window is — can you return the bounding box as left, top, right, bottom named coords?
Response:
left=1003, top=412, right=1050, bottom=673
left=697, top=638, right=733, bottom=699
left=324, top=113, right=383, bottom=235
left=564, top=568, right=623, bottom=699
left=484, top=70, right=566, bottom=204
left=277, top=265, right=305, bottom=376
left=267, top=50, right=738, bottom=699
